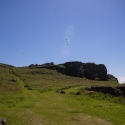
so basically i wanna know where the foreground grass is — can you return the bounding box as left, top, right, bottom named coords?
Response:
left=1, top=89, right=125, bottom=125
left=0, top=65, right=124, bottom=125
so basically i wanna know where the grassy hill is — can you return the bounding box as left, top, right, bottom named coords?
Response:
left=0, top=63, right=125, bottom=125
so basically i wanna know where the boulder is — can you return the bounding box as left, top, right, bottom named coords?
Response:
left=0, top=119, right=6, bottom=125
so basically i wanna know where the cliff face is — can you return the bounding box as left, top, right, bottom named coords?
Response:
left=84, top=63, right=107, bottom=80
left=56, top=61, right=118, bottom=82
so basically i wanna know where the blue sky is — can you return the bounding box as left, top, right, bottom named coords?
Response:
left=0, top=0, right=125, bottom=83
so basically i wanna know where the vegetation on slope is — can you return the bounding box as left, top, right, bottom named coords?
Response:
left=0, top=64, right=124, bottom=125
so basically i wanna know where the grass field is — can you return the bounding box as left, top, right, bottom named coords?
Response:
left=0, top=64, right=125, bottom=125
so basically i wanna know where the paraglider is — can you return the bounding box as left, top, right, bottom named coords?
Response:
left=22, top=52, right=25, bottom=57
left=22, top=52, right=25, bottom=55
left=66, top=38, right=69, bottom=45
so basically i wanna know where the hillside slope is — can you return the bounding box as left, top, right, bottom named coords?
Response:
left=29, top=61, right=118, bottom=82
left=0, top=63, right=125, bottom=125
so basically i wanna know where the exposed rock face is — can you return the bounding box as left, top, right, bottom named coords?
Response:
left=85, top=86, right=125, bottom=97
left=29, top=61, right=118, bottom=82
left=56, top=61, right=117, bottom=81
left=107, top=74, right=118, bottom=82
left=84, top=63, right=107, bottom=80
left=61, top=61, right=84, bottom=78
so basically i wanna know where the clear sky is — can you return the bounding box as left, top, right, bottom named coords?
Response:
left=0, top=0, right=125, bottom=83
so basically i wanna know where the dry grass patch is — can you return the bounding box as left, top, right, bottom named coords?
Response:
left=69, top=113, right=112, bottom=125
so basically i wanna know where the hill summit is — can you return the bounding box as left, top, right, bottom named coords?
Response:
left=29, top=61, right=118, bottom=82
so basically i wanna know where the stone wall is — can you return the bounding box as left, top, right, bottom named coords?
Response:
left=85, top=86, right=125, bottom=97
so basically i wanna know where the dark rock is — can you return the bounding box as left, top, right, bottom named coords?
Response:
left=57, top=61, right=84, bottom=77
left=63, top=61, right=84, bottom=77
left=84, top=63, right=107, bottom=80
left=60, top=90, right=65, bottom=94
left=29, top=61, right=118, bottom=82
left=10, top=79, right=17, bottom=82
left=85, top=86, right=125, bottom=97
left=56, top=61, right=112, bottom=81
left=117, top=86, right=125, bottom=97
left=76, top=92, right=81, bottom=95
left=0, top=119, right=6, bottom=125
left=107, top=74, right=118, bottom=82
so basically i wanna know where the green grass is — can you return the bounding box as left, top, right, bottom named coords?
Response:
left=0, top=64, right=124, bottom=125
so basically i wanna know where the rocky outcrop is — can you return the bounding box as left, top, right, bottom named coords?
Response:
left=84, top=63, right=107, bottom=80
left=29, top=61, right=118, bottom=82
left=56, top=61, right=117, bottom=81
left=107, top=74, right=118, bottom=82
left=58, top=61, right=84, bottom=77
left=85, top=86, right=125, bottom=97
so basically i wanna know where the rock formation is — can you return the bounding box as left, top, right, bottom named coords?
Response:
left=84, top=63, right=107, bottom=80
left=29, top=61, right=118, bottom=82
left=85, top=86, right=125, bottom=97
left=56, top=61, right=118, bottom=82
